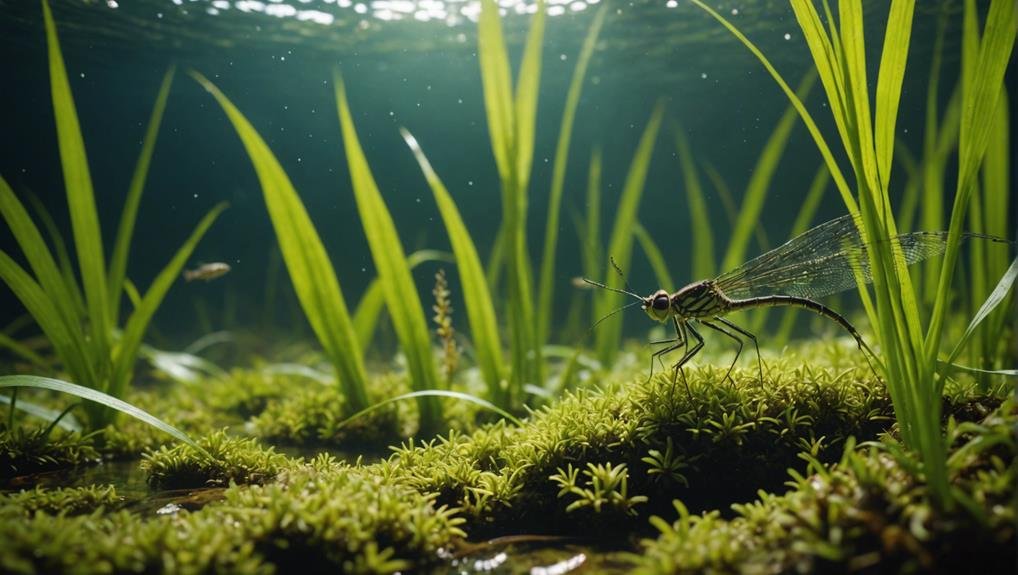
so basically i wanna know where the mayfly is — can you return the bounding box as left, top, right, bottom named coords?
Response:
left=585, top=214, right=1009, bottom=389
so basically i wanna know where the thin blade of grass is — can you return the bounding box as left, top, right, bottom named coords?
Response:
left=513, top=0, right=545, bottom=189
left=874, top=0, right=915, bottom=192
left=336, top=390, right=522, bottom=431
left=108, top=66, right=175, bottom=325
left=537, top=4, right=606, bottom=346
left=634, top=222, right=673, bottom=293
left=689, top=0, right=857, bottom=215
left=673, top=121, right=714, bottom=280
left=402, top=129, right=506, bottom=400
left=721, top=73, right=815, bottom=272
left=109, top=203, right=227, bottom=401
left=478, top=0, right=514, bottom=180
left=581, top=147, right=603, bottom=282
left=0, top=332, right=51, bottom=371
left=0, top=375, right=204, bottom=452
left=926, top=0, right=1015, bottom=366
left=25, top=191, right=85, bottom=316
left=0, top=393, right=82, bottom=432
left=594, top=103, right=663, bottom=364
left=42, top=0, right=111, bottom=358
left=947, top=255, right=1018, bottom=366
left=335, top=75, right=442, bottom=430
left=190, top=71, right=371, bottom=413
left=352, top=249, right=452, bottom=350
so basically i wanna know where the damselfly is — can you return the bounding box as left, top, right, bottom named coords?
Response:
left=586, top=214, right=1010, bottom=389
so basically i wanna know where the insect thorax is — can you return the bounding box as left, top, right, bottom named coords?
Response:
left=671, top=280, right=729, bottom=318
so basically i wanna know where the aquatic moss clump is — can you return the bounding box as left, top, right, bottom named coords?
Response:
left=0, top=425, right=100, bottom=479
left=0, top=484, right=120, bottom=516
left=385, top=349, right=897, bottom=536
left=142, top=430, right=289, bottom=489
left=0, top=455, right=465, bottom=574
left=634, top=399, right=1016, bottom=574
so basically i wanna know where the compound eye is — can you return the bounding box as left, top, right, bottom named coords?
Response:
left=653, top=294, right=670, bottom=311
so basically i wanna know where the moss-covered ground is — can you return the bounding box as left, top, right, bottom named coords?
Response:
left=1, top=340, right=1013, bottom=573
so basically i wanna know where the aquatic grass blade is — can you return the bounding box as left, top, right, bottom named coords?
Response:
left=43, top=0, right=111, bottom=360
left=512, top=0, right=545, bottom=190
left=536, top=4, right=606, bottom=346
left=402, top=129, right=506, bottom=401
left=336, top=390, right=522, bottom=431
left=352, top=249, right=452, bottom=350
left=946, top=255, right=1018, bottom=368
left=25, top=192, right=85, bottom=316
left=925, top=0, right=1016, bottom=365
left=477, top=0, right=514, bottom=180
left=0, top=393, right=82, bottom=432
left=108, top=66, right=175, bottom=325
left=594, top=103, right=663, bottom=364
left=688, top=0, right=857, bottom=214
left=634, top=222, right=674, bottom=294
left=0, top=331, right=51, bottom=371
left=0, top=375, right=205, bottom=453
left=672, top=122, right=714, bottom=280
left=335, top=75, right=442, bottom=430
left=721, top=73, right=815, bottom=272
left=108, top=202, right=227, bottom=402
left=580, top=148, right=603, bottom=283
left=873, top=0, right=915, bottom=192
left=190, top=71, right=371, bottom=413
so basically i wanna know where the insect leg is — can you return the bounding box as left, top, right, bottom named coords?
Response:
left=699, top=319, right=745, bottom=385
left=713, top=316, right=763, bottom=383
left=648, top=316, right=686, bottom=382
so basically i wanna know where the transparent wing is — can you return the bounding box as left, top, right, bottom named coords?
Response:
left=715, top=215, right=959, bottom=300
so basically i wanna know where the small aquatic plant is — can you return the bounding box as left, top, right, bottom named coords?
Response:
left=0, top=0, right=225, bottom=436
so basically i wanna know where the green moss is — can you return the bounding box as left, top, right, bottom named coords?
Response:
left=384, top=346, right=896, bottom=535
left=142, top=430, right=289, bottom=489
left=634, top=398, right=1016, bottom=573
left=0, top=455, right=465, bottom=574
left=1, top=425, right=100, bottom=479
left=0, top=484, right=120, bottom=516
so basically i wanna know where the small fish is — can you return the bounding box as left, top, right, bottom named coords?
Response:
left=183, top=262, right=231, bottom=282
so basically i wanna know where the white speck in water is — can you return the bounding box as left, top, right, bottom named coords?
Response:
left=457, top=98, right=463, bottom=104
left=467, top=180, right=474, bottom=186
left=106, top=0, right=119, bottom=8
left=731, top=8, right=738, bottom=15
left=701, top=72, right=708, bottom=79
left=415, top=197, right=421, bottom=203
left=297, top=157, right=302, bottom=163
left=80, top=73, right=85, bottom=78
left=157, top=12, right=163, bottom=18
left=389, top=111, right=394, bottom=116
left=665, top=0, right=677, bottom=7
left=784, top=33, right=792, bottom=40
left=361, top=267, right=366, bottom=273
left=560, top=53, right=567, bottom=61
left=193, top=193, right=198, bottom=198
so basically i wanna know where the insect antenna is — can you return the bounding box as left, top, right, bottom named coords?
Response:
left=610, top=256, right=637, bottom=294
left=588, top=300, right=642, bottom=332
left=580, top=278, right=642, bottom=300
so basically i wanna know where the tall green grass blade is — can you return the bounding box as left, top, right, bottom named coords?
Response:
left=689, top=0, right=857, bottom=215
left=925, top=0, right=1015, bottom=368
left=873, top=0, right=915, bottom=192
left=594, top=104, right=663, bottom=364
left=979, top=89, right=1011, bottom=358
left=0, top=178, right=94, bottom=387
left=513, top=0, right=545, bottom=190
left=335, top=76, right=442, bottom=430
left=0, top=332, right=50, bottom=371
left=721, top=74, right=814, bottom=272
left=672, top=123, right=714, bottom=280
left=108, top=66, right=175, bottom=326
left=352, top=249, right=452, bottom=350
left=0, top=375, right=204, bottom=452
left=336, top=390, right=522, bottom=431
left=190, top=71, right=370, bottom=413
left=536, top=4, right=606, bottom=346
left=634, top=222, right=673, bottom=293
left=477, top=0, right=514, bottom=181
left=580, top=147, right=603, bottom=283
left=25, top=192, right=85, bottom=316
left=402, top=129, right=506, bottom=402
left=947, top=255, right=1018, bottom=366
left=42, top=0, right=111, bottom=360
left=0, top=393, right=81, bottom=432
left=108, top=203, right=226, bottom=405
left=702, top=163, right=770, bottom=253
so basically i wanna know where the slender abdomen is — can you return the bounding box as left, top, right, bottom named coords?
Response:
left=728, top=295, right=868, bottom=350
